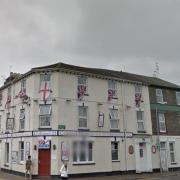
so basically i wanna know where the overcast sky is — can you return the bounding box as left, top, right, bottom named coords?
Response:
left=0, top=0, right=180, bottom=85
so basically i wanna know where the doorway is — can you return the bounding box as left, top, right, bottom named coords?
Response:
left=38, top=149, right=51, bottom=177
left=160, top=142, right=168, bottom=172
left=139, top=142, right=147, bottom=172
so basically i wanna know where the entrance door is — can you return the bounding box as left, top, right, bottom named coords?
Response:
left=160, top=142, right=168, bottom=172
left=139, top=143, right=147, bottom=172
left=38, top=149, right=51, bottom=177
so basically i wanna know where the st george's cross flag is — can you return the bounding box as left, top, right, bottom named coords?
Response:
left=39, top=81, right=52, bottom=101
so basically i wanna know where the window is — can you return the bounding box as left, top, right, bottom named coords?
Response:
left=73, top=141, right=93, bottom=163
left=5, top=143, right=9, bottom=164
left=19, top=141, right=24, bottom=162
left=177, top=113, right=180, bottom=124
left=176, top=92, right=180, bottom=105
left=108, top=81, right=117, bottom=100
left=19, top=109, right=25, bottom=130
left=135, top=85, right=142, bottom=94
left=78, top=106, right=88, bottom=128
left=111, top=142, right=118, bottom=161
left=40, top=73, right=51, bottom=88
left=77, top=76, right=88, bottom=100
left=0, top=115, right=1, bottom=131
left=39, top=104, right=52, bottom=127
left=169, top=142, right=175, bottom=163
left=158, top=113, right=166, bottom=132
left=21, top=79, right=26, bottom=90
left=136, top=110, right=145, bottom=131
left=6, top=113, right=14, bottom=130
left=0, top=92, right=2, bottom=105
left=156, top=89, right=163, bottom=103
left=109, top=109, right=119, bottom=129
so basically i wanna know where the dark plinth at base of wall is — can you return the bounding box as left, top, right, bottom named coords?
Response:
left=1, top=167, right=180, bottom=179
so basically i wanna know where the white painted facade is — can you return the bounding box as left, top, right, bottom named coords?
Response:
left=0, top=68, right=153, bottom=177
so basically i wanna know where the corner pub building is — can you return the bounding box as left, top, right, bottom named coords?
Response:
left=0, top=63, right=153, bottom=178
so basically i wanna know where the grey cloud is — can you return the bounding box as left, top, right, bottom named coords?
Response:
left=0, top=0, right=179, bottom=85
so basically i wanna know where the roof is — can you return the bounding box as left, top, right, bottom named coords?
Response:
left=1, top=62, right=180, bottom=90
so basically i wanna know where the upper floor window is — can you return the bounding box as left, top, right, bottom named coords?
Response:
left=111, top=142, right=118, bottom=161
left=136, top=110, right=145, bottom=132
left=6, top=113, right=14, bottom=130
left=0, top=92, right=2, bottom=106
left=176, top=92, right=180, bottom=105
left=156, top=89, right=163, bottom=103
left=39, top=104, right=52, bottom=128
left=158, top=112, right=166, bottom=133
left=135, top=85, right=142, bottom=107
left=108, top=81, right=117, bottom=101
left=19, top=109, right=25, bottom=131
left=78, top=106, right=88, bottom=128
left=19, top=141, right=25, bottom=162
left=109, top=109, right=119, bottom=129
left=21, top=79, right=26, bottom=90
left=40, top=73, right=51, bottom=84
left=73, top=141, right=93, bottom=163
left=6, top=87, right=11, bottom=104
left=0, top=115, right=1, bottom=132
left=77, top=76, right=88, bottom=100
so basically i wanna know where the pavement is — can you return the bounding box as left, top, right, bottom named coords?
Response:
left=0, top=171, right=180, bottom=180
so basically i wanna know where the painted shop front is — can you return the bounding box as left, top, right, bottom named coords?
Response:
left=0, top=130, right=153, bottom=177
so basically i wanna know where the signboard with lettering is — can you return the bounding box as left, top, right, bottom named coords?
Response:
left=38, top=137, right=50, bottom=149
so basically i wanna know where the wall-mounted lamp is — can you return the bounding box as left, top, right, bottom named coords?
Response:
left=34, top=145, right=37, bottom=150
left=53, top=144, right=56, bottom=150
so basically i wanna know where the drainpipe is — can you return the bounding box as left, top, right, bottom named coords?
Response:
left=156, top=106, right=162, bottom=173
left=121, top=80, right=127, bottom=171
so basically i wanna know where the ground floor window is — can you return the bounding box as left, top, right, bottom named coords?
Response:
left=5, top=143, right=9, bottom=164
left=169, top=142, right=175, bottom=163
left=73, top=141, right=93, bottom=163
left=111, top=142, right=118, bottom=161
left=19, top=141, right=25, bottom=162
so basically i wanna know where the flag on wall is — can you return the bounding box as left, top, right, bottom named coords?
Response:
left=108, top=89, right=116, bottom=101
left=5, top=95, right=11, bottom=109
left=39, top=81, right=52, bottom=101
left=135, top=93, right=142, bottom=107
left=77, top=84, right=86, bottom=100
left=15, top=88, right=27, bottom=99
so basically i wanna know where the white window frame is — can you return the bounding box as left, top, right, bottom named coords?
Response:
left=19, top=141, right=25, bottom=163
left=156, top=89, right=164, bottom=103
left=19, top=109, right=25, bottom=131
left=111, top=142, right=119, bottom=161
left=0, top=115, right=1, bottom=132
left=78, top=76, right=88, bottom=94
left=73, top=141, right=93, bottom=164
left=0, top=92, right=2, bottom=106
left=40, top=73, right=51, bottom=89
left=78, top=106, right=88, bottom=129
left=136, top=110, right=145, bottom=132
left=39, top=104, right=52, bottom=128
left=5, top=142, right=9, bottom=164
left=21, top=79, right=26, bottom=91
left=109, top=109, right=119, bottom=129
left=135, top=85, right=142, bottom=94
left=158, top=112, right=166, bottom=133
left=108, top=80, right=117, bottom=98
left=169, top=142, right=176, bottom=163
left=176, top=92, right=180, bottom=105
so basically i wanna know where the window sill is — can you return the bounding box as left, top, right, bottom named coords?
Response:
left=110, top=129, right=120, bottom=132
left=38, top=127, right=52, bottom=130
left=137, top=130, right=146, bottom=133
left=72, top=162, right=95, bottom=165
left=78, top=128, right=90, bottom=132
left=112, top=160, right=120, bottom=162
left=171, top=162, right=178, bottom=165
